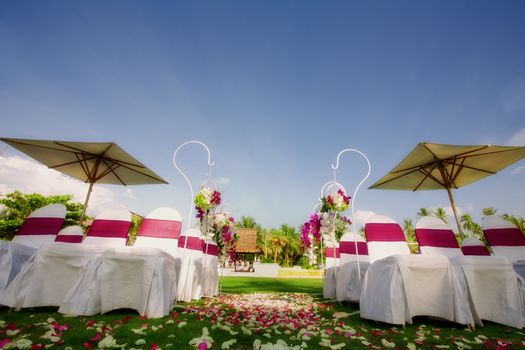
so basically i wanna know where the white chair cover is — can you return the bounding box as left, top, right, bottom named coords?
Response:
left=60, top=246, right=178, bottom=318
left=360, top=215, right=475, bottom=326
left=0, top=241, right=179, bottom=318
left=417, top=216, right=524, bottom=328
left=482, top=215, right=525, bottom=263
left=177, top=229, right=204, bottom=302
left=1, top=204, right=66, bottom=291
left=82, top=207, right=131, bottom=247
left=461, top=237, right=491, bottom=256
left=202, top=239, right=219, bottom=297
left=55, top=225, right=84, bottom=243
left=336, top=232, right=370, bottom=302
left=11, top=203, right=66, bottom=248
left=0, top=243, right=104, bottom=309
left=133, top=207, right=182, bottom=258
left=415, top=216, right=463, bottom=258
left=0, top=241, right=37, bottom=290
left=323, top=243, right=339, bottom=299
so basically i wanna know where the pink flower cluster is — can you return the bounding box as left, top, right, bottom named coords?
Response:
left=300, top=213, right=321, bottom=249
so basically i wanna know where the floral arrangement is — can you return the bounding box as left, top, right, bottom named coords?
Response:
left=194, top=186, right=221, bottom=220
left=194, top=186, right=238, bottom=260
left=300, top=189, right=352, bottom=266
left=321, top=189, right=350, bottom=212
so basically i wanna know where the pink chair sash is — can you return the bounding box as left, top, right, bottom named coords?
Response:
left=416, top=229, right=459, bottom=248
left=484, top=228, right=525, bottom=246
left=87, top=220, right=131, bottom=238
left=17, top=217, right=64, bottom=235
left=365, top=223, right=405, bottom=242
left=204, top=244, right=219, bottom=256
left=339, top=241, right=369, bottom=255
left=461, top=245, right=490, bottom=256
left=138, top=218, right=182, bottom=239
left=178, top=236, right=204, bottom=251
left=325, top=247, right=340, bottom=258
left=55, top=235, right=83, bottom=243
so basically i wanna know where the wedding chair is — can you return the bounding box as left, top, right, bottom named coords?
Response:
left=360, top=215, right=475, bottom=326
left=461, top=237, right=490, bottom=256
left=1, top=204, right=66, bottom=290
left=132, top=207, right=182, bottom=257
left=482, top=215, right=525, bottom=279
left=202, top=239, right=219, bottom=297
left=176, top=228, right=205, bottom=302
left=11, top=203, right=66, bottom=248
left=55, top=226, right=84, bottom=243
left=335, top=232, right=369, bottom=302
left=83, top=207, right=131, bottom=247
left=416, top=215, right=523, bottom=328
left=323, top=244, right=339, bottom=299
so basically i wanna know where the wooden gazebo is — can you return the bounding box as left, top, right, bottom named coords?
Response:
left=233, top=228, right=260, bottom=271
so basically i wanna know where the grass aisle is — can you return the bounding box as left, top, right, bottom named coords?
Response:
left=0, top=277, right=524, bottom=349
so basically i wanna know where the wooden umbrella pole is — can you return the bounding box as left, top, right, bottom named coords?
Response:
left=79, top=181, right=94, bottom=224
left=446, top=187, right=464, bottom=239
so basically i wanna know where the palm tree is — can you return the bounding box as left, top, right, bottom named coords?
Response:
left=256, top=228, right=271, bottom=259
left=403, top=218, right=416, bottom=242
left=502, top=214, right=525, bottom=233
left=235, top=216, right=258, bottom=229
left=433, top=207, right=448, bottom=223
left=403, top=218, right=419, bottom=254
left=460, top=213, right=482, bottom=239
left=482, top=207, right=498, bottom=217
left=267, top=229, right=290, bottom=265
left=280, top=224, right=301, bottom=267
left=417, top=208, right=431, bottom=218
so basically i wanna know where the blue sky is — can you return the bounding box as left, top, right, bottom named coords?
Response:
left=1, top=0, right=525, bottom=231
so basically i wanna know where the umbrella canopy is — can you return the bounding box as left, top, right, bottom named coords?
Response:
left=369, top=142, right=525, bottom=238
left=1, top=138, right=168, bottom=221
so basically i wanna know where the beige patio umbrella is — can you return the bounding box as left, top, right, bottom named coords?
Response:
left=369, top=142, right=525, bottom=238
left=1, top=137, right=168, bottom=222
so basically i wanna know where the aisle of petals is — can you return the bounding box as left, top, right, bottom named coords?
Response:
left=2, top=293, right=525, bottom=349
left=185, top=293, right=525, bottom=350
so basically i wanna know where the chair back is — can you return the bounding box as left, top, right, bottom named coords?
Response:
left=415, top=216, right=462, bottom=258
left=55, top=225, right=84, bottom=243
left=133, top=207, right=182, bottom=256
left=365, top=215, right=410, bottom=263
left=482, top=215, right=525, bottom=263
left=339, top=232, right=369, bottom=264
left=324, top=244, right=340, bottom=268
left=12, top=203, right=66, bottom=248
left=178, top=228, right=205, bottom=258
left=461, top=237, right=490, bottom=256
left=204, top=239, right=219, bottom=265
left=83, top=207, right=131, bottom=247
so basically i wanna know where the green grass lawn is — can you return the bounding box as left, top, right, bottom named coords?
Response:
left=0, top=277, right=523, bottom=349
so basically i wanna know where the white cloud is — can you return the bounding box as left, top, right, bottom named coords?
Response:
left=505, top=128, right=525, bottom=146
left=512, top=166, right=525, bottom=175
left=215, top=177, right=231, bottom=186
left=0, top=154, right=120, bottom=217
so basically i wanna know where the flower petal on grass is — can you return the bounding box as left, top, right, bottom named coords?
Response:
left=381, top=338, right=396, bottom=348
left=221, top=339, right=237, bottom=349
